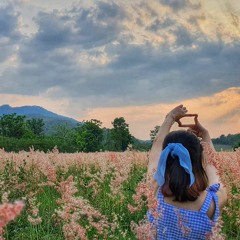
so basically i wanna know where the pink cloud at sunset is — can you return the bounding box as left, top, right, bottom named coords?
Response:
left=83, top=87, right=240, bottom=140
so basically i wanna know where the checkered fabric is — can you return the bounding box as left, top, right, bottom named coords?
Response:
left=147, top=183, right=220, bottom=239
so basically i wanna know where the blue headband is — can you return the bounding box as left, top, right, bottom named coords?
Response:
left=154, top=143, right=195, bottom=187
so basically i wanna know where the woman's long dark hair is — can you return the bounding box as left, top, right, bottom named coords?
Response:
left=161, top=130, right=208, bottom=202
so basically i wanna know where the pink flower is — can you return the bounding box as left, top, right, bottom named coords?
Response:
left=0, top=201, right=25, bottom=238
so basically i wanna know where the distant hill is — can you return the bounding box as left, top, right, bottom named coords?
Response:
left=0, top=104, right=80, bottom=135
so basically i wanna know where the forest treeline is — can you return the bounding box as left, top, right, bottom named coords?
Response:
left=212, top=134, right=240, bottom=150
left=0, top=113, right=239, bottom=153
left=0, top=113, right=151, bottom=152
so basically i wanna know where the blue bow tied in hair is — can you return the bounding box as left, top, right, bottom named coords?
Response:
left=154, top=143, right=195, bottom=187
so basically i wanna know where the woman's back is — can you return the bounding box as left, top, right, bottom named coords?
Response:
left=147, top=183, right=220, bottom=239
left=147, top=105, right=227, bottom=239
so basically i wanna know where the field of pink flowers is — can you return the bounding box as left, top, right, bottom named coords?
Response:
left=0, top=146, right=239, bottom=240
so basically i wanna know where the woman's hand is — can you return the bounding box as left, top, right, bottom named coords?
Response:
left=187, top=116, right=208, bottom=139
left=166, top=104, right=188, bottom=123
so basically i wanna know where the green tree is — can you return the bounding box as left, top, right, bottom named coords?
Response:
left=53, top=123, right=73, bottom=140
left=76, top=119, right=103, bottom=152
left=52, top=123, right=78, bottom=152
left=150, top=125, right=160, bottom=143
left=233, top=141, right=240, bottom=150
left=0, top=114, right=29, bottom=138
left=26, top=118, right=45, bottom=136
left=111, top=117, right=133, bottom=151
left=101, top=128, right=115, bottom=151
left=132, top=136, right=151, bottom=151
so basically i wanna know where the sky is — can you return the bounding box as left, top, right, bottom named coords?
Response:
left=0, top=0, right=239, bottom=140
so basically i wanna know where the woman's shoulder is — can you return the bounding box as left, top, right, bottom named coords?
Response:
left=156, top=182, right=227, bottom=220
left=206, top=183, right=227, bottom=210
left=160, top=190, right=208, bottom=212
left=159, top=187, right=220, bottom=220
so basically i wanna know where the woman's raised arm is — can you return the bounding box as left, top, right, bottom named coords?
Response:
left=187, top=117, right=228, bottom=209
left=147, top=105, right=188, bottom=180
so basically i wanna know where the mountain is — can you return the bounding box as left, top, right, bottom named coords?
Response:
left=0, top=104, right=80, bottom=134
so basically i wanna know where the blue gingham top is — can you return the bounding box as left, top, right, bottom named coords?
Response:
left=147, top=183, right=220, bottom=239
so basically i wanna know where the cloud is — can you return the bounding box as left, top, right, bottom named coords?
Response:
left=32, top=11, right=73, bottom=51
left=0, top=4, right=20, bottom=38
left=28, top=1, right=126, bottom=51
left=0, top=0, right=239, bottom=115
left=0, top=4, right=22, bottom=62
left=160, top=0, right=188, bottom=11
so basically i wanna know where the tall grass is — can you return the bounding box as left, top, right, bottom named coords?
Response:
left=0, top=146, right=239, bottom=239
